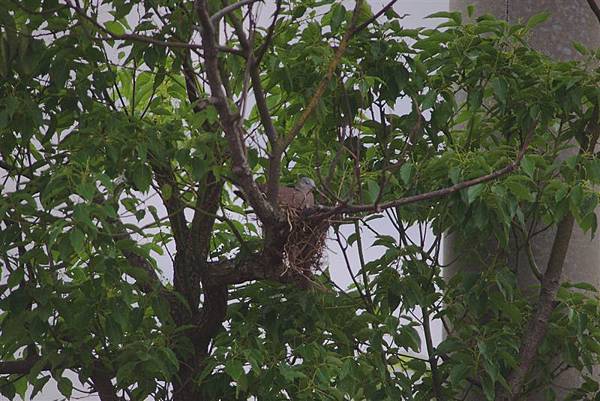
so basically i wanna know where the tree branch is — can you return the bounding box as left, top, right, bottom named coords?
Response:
left=210, top=0, right=262, bottom=24
left=310, top=131, right=534, bottom=219
left=498, top=108, right=600, bottom=401
left=226, top=9, right=282, bottom=205
left=194, top=0, right=278, bottom=226
left=255, top=0, right=282, bottom=63
left=354, top=0, right=400, bottom=33
left=0, top=357, right=41, bottom=374
left=151, top=161, right=189, bottom=249
left=90, top=362, right=120, bottom=401
left=282, top=0, right=365, bottom=149
left=586, top=0, right=600, bottom=25
left=498, top=215, right=574, bottom=401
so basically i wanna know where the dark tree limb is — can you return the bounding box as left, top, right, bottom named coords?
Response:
left=309, top=127, right=534, bottom=219
left=586, top=0, right=600, bottom=25
left=190, top=175, right=223, bottom=261
left=195, top=0, right=277, bottom=227
left=90, top=363, right=120, bottom=401
left=498, top=108, right=600, bottom=401
left=0, top=356, right=41, bottom=375
left=152, top=162, right=189, bottom=249
left=497, top=215, right=575, bottom=401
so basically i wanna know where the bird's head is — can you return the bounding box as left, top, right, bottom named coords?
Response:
left=295, top=177, right=316, bottom=192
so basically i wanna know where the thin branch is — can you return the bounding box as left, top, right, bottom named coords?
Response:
left=353, top=221, right=373, bottom=306
left=255, top=0, right=282, bottom=63
left=282, top=0, right=365, bottom=149
left=310, top=124, right=535, bottom=219
left=226, top=7, right=282, bottom=205
left=227, top=10, right=278, bottom=146
left=194, top=0, right=277, bottom=225
left=210, top=0, right=262, bottom=24
left=498, top=108, right=600, bottom=400
left=422, top=306, right=444, bottom=401
left=354, top=0, right=400, bottom=33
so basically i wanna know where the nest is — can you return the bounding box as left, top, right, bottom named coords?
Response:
left=281, top=208, right=330, bottom=285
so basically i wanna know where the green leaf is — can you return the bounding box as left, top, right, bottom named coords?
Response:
left=105, top=21, right=126, bottom=36
left=69, top=229, right=85, bottom=254
left=467, top=184, right=484, bottom=204
left=426, top=11, right=462, bottom=25
left=132, top=165, right=152, bottom=192
left=366, top=180, right=380, bottom=203
left=491, top=77, right=508, bottom=104
left=13, top=376, right=27, bottom=399
left=448, top=166, right=461, bottom=185
left=57, top=377, right=73, bottom=398
left=520, top=156, right=535, bottom=178
left=7, top=268, right=24, bottom=288
left=482, top=374, right=495, bottom=401
left=30, top=375, right=51, bottom=399
left=161, top=183, right=172, bottom=200
left=225, top=360, right=244, bottom=382
left=526, top=12, right=550, bottom=29
left=400, top=163, right=413, bottom=186
left=505, top=177, right=534, bottom=201
left=330, top=4, right=346, bottom=32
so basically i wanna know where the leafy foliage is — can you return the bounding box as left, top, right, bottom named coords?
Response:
left=1, top=1, right=600, bottom=400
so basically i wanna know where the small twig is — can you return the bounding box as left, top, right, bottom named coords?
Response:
left=282, top=0, right=365, bottom=148
left=354, top=0, right=400, bottom=33
left=499, top=108, right=600, bottom=400
left=210, top=0, right=262, bottom=24
left=310, top=123, right=537, bottom=219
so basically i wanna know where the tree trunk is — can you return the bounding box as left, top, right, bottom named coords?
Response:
left=445, top=1, right=600, bottom=400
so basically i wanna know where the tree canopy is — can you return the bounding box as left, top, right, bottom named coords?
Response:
left=1, top=1, right=600, bottom=400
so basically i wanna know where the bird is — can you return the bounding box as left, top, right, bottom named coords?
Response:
left=235, top=177, right=317, bottom=210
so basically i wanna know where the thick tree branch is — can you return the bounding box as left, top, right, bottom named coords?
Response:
left=498, top=108, right=600, bottom=401
left=0, top=356, right=42, bottom=374
left=203, top=252, right=302, bottom=286
left=90, top=362, right=120, bottom=401
left=194, top=0, right=277, bottom=225
left=498, top=215, right=574, bottom=401
left=151, top=161, right=189, bottom=249
left=191, top=174, right=223, bottom=261
left=586, top=0, right=600, bottom=25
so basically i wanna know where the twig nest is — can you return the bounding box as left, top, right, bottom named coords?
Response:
left=281, top=207, right=330, bottom=286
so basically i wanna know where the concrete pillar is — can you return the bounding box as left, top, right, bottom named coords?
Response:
left=445, top=1, right=600, bottom=399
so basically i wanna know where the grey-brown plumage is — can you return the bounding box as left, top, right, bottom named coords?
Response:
left=236, top=177, right=316, bottom=209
